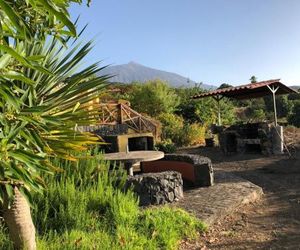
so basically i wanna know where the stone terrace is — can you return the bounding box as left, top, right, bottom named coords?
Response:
left=175, top=170, right=263, bottom=226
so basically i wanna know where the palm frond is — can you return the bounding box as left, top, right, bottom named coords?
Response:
left=0, top=33, right=111, bottom=202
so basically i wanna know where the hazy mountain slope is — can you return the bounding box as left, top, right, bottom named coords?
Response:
left=100, top=61, right=216, bottom=89
left=290, top=85, right=300, bottom=91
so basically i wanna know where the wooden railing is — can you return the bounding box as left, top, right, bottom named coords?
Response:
left=80, top=103, right=159, bottom=139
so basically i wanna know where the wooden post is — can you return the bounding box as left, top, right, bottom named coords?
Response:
left=267, top=85, right=279, bottom=126
left=217, top=98, right=221, bottom=126
left=118, top=103, right=123, bottom=124
left=213, top=95, right=223, bottom=126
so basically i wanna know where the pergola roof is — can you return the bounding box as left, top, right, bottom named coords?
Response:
left=192, top=79, right=298, bottom=100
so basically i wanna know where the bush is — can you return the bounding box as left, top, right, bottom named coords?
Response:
left=155, top=139, right=177, bottom=153
left=180, top=123, right=206, bottom=146
left=243, top=107, right=266, bottom=122
left=158, top=113, right=184, bottom=144
left=158, top=114, right=206, bottom=147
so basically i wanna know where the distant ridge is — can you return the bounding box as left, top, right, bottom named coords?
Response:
left=290, top=85, right=300, bottom=91
left=99, top=61, right=216, bottom=89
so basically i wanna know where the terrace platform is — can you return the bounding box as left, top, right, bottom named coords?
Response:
left=174, top=170, right=263, bottom=226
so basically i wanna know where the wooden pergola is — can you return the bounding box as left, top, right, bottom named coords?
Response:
left=192, top=79, right=298, bottom=126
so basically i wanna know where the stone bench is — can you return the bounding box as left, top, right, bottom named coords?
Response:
left=141, top=154, right=214, bottom=187
left=125, top=171, right=183, bottom=206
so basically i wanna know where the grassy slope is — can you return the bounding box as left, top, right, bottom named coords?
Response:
left=0, top=155, right=206, bottom=250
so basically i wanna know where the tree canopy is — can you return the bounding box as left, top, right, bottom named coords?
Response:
left=128, top=80, right=180, bottom=117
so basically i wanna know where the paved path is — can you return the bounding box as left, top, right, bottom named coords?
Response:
left=175, top=170, right=263, bottom=226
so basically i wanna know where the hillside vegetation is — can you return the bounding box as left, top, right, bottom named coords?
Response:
left=103, top=80, right=300, bottom=151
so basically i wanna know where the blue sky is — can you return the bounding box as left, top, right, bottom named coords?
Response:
left=70, top=0, right=300, bottom=86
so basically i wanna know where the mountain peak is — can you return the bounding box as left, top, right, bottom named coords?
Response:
left=99, top=62, right=216, bottom=89
left=128, top=61, right=141, bottom=66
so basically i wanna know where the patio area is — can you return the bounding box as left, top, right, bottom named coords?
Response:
left=178, top=146, right=300, bottom=249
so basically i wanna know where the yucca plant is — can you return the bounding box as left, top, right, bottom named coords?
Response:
left=0, top=33, right=110, bottom=249
left=0, top=0, right=92, bottom=83
left=0, top=1, right=106, bottom=249
left=0, top=0, right=91, bottom=39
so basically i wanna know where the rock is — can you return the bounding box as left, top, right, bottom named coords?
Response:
left=125, top=171, right=183, bottom=206
left=174, top=186, right=184, bottom=198
left=167, top=191, right=175, bottom=202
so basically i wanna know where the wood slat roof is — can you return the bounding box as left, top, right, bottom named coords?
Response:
left=192, top=79, right=298, bottom=100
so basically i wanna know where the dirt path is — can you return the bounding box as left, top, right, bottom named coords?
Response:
left=178, top=147, right=300, bottom=250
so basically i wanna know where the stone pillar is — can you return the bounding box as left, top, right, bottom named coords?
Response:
left=271, top=126, right=283, bottom=155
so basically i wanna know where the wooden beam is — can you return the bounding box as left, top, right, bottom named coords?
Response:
left=267, top=85, right=279, bottom=126
left=212, top=95, right=223, bottom=125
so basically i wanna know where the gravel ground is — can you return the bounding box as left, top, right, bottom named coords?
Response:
left=178, top=146, right=300, bottom=250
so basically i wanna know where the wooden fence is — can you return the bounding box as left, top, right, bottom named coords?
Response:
left=78, top=103, right=159, bottom=139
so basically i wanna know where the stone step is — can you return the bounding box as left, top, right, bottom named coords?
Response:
left=174, top=170, right=263, bottom=226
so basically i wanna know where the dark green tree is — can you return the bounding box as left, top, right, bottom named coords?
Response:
left=264, top=95, right=293, bottom=118
left=250, top=76, right=257, bottom=83
left=288, top=88, right=300, bottom=101
left=288, top=101, right=300, bottom=127
left=218, top=83, right=233, bottom=89
left=175, top=84, right=205, bottom=123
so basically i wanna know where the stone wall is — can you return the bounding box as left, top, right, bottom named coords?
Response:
left=219, top=122, right=280, bottom=155
left=78, top=124, right=128, bottom=135
left=141, top=154, right=214, bottom=187
left=94, top=124, right=128, bottom=136
left=125, top=171, right=183, bottom=206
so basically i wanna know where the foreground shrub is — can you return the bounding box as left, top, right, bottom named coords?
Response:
left=1, top=156, right=206, bottom=249
left=33, top=156, right=138, bottom=235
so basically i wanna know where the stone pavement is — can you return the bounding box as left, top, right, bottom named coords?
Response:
left=175, top=170, right=263, bottom=226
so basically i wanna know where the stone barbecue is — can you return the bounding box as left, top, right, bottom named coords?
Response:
left=125, top=171, right=183, bottom=206
left=219, top=122, right=283, bottom=155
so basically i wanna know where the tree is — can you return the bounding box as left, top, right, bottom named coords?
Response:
left=243, top=106, right=266, bottom=122
left=264, top=95, right=293, bottom=118
left=175, top=84, right=205, bottom=123
left=0, top=35, right=108, bottom=250
left=288, top=101, right=300, bottom=127
left=128, top=80, right=180, bottom=117
left=288, top=88, right=300, bottom=101
left=0, top=36, right=109, bottom=250
left=0, top=1, right=107, bottom=249
left=175, top=84, right=236, bottom=125
left=217, top=83, right=233, bottom=89
left=250, top=76, right=257, bottom=83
